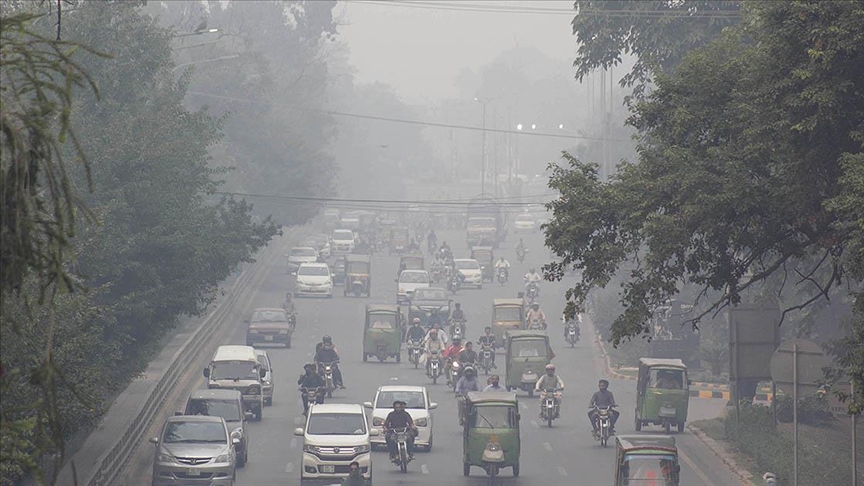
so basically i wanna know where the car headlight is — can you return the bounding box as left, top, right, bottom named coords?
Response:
left=415, top=418, right=428, bottom=427
left=156, top=451, right=174, bottom=463
left=354, top=444, right=370, bottom=454
left=372, top=417, right=384, bottom=427
left=231, top=427, right=243, bottom=439
left=303, top=444, right=320, bottom=454
left=214, top=453, right=230, bottom=463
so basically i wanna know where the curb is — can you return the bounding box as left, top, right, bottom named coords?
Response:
left=688, top=423, right=754, bottom=486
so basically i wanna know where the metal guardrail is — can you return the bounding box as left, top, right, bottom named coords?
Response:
left=76, top=239, right=284, bottom=486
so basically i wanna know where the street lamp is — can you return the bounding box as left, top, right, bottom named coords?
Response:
left=173, top=28, right=220, bottom=38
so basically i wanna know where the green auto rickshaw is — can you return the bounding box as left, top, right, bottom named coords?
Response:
left=504, top=331, right=553, bottom=397
left=614, top=435, right=680, bottom=486
left=491, top=299, right=524, bottom=350
left=635, top=358, right=690, bottom=433
left=344, top=254, right=372, bottom=297
left=463, top=392, right=521, bottom=481
left=470, top=246, right=495, bottom=283
left=363, top=304, right=403, bottom=363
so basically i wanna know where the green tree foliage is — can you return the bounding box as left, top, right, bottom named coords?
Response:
left=571, top=0, right=741, bottom=94
left=546, top=0, right=864, bottom=368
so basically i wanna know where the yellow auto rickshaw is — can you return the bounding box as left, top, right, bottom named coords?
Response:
left=614, top=435, right=680, bottom=486
left=363, top=305, right=403, bottom=363
left=491, top=299, right=524, bottom=349
left=635, top=358, right=690, bottom=433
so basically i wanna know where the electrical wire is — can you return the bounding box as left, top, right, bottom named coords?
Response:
left=352, top=1, right=742, bottom=18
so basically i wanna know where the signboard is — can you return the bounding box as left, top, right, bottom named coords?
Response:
left=769, top=338, right=832, bottom=397
left=728, top=305, right=781, bottom=381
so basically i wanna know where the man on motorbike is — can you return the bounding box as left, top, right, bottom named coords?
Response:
left=341, top=461, right=369, bottom=486
left=563, top=313, right=581, bottom=340
left=423, top=322, right=450, bottom=346
left=297, top=363, right=326, bottom=415
left=484, top=375, right=503, bottom=391
left=535, top=364, right=565, bottom=417
left=406, top=318, right=426, bottom=343
left=314, top=335, right=345, bottom=389
left=455, top=365, right=481, bottom=394
left=478, top=326, right=497, bottom=367
left=443, top=337, right=464, bottom=384
left=515, top=238, right=527, bottom=260
left=427, top=229, right=438, bottom=252
left=457, top=341, right=479, bottom=367
left=450, top=302, right=466, bottom=323
left=524, top=267, right=542, bottom=291
left=427, top=309, right=445, bottom=329
left=588, top=379, right=620, bottom=434
left=494, top=257, right=511, bottom=279
left=525, top=302, right=548, bottom=330
left=423, top=329, right=446, bottom=376
left=383, top=400, right=418, bottom=461
left=283, top=292, right=296, bottom=317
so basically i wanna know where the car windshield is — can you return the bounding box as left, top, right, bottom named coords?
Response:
left=413, top=289, right=446, bottom=301
left=375, top=391, right=425, bottom=409
left=163, top=421, right=226, bottom=444
left=346, top=262, right=368, bottom=274
left=291, top=248, right=317, bottom=257
left=185, top=399, right=241, bottom=422
left=470, top=405, right=516, bottom=429
left=333, top=231, right=353, bottom=240
left=510, top=340, right=547, bottom=358
left=251, top=309, right=286, bottom=322
left=369, top=313, right=397, bottom=329
left=494, top=307, right=522, bottom=321
left=455, top=260, right=480, bottom=270
left=400, top=272, right=429, bottom=283
left=473, top=251, right=492, bottom=261
left=621, top=456, right=679, bottom=484
left=298, top=266, right=329, bottom=276
left=648, top=369, right=685, bottom=389
left=307, top=413, right=367, bottom=435
left=211, top=362, right=258, bottom=381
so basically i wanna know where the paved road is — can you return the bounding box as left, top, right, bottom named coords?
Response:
left=127, top=228, right=743, bottom=486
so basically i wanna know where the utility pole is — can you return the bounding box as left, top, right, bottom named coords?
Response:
left=474, top=96, right=495, bottom=194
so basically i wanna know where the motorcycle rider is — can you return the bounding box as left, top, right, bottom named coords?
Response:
left=427, top=308, right=446, bottom=329
left=406, top=317, right=426, bottom=343
left=515, top=238, right=526, bottom=259
left=563, top=313, right=581, bottom=340
left=455, top=365, right=481, bottom=423
left=443, top=337, right=464, bottom=385
left=314, top=335, right=345, bottom=389
left=484, top=374, right=504, bottom=391
left=283, top=292, right=296, bottom=316
left=535, top=364, right=565, bottom=417
left=450, top=302, right=466, bottom=323
left=423, top=322, right=450, bottom=346
left=383, top=400, right=418, bottom=461
left=524, top=267, right=542, bottom=292
left=525, top=302, right=548, bottom=330
left=340, top=461, right=369, bottom=485
left=588, top=379, right=620, bottom=434
left=457, top=341, right=479, bottom=367
left=478, top=326, right=497, bottom=367
left=494, top=256, right=511, bottom=279
left=423, top=329, right=446, bottom=376
left=427, top=229, right=438, bottom=252
left=297, top=363, right=326, bottom=415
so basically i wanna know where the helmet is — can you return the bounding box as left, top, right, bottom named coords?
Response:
left=304, top=363, right=316, bottom=371
left=531, top=302, right=540, bottom=309
left=322, top=335, right=332, bottom=343
left=599, top=379, right=609, bottom=386
left=412, top=317, right=421, bottom=324
left=464, top=365, right=476, bottom=375
left=485, top=326, right=492, bottom=332
left=545, top=364, right=556, bottom=372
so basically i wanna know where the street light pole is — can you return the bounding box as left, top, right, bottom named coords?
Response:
left=481, top=101, right=487, bottom=194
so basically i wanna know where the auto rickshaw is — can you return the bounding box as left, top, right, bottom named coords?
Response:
left=363, top=305, right=403, bottom=363
left=462, top=392, right=521, bottom=481
left=614, top=435, right=680, bottom=486
left=504, top=331, right=553, bottom=397
left=470, top=246, right=495, bottom=283
left=344, top=254, right=372, bottom=297
left=635, top=358, right=690, bottom=433
left=398, top=254, right=425, bottom=274
left=389, top=226, right=411, bottom=255
left=491, top=299, right=525, bottom=349
left=331, top=256, right=346, bottom=286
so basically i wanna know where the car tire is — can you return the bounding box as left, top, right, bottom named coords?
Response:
left=237, top=451, right=246, bottom=468
left=513, top=461, right=520, bottom=477
left=463, top=462, right=471, bottom=476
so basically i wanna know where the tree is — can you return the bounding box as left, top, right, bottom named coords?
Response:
left=546, top=0, right=864, bottom=366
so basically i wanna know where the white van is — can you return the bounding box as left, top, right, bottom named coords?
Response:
left=203, top=345, right=266, bottom=421
left=294, top=403, right=377, bottom=482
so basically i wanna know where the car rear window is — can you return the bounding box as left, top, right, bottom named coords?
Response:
left=185, top=399, right=241, bottom=422
left=400, top=272, right=429, bottom=283
left=455, top=260, right=480, bottom=270
left=298, top=265, right=329, bottom=276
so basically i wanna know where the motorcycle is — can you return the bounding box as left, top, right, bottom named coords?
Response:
left=526, top=281, right=539, bottom=302
left=479, top=344, right=494, bottom=375
left=497, top=267, right=508, bottom=285
left=592, top=405, right=616, bottom=447
left=431, top=265, right=444, bottom=283
left=300, top=386, right=325, bottom=414
left=317, top=361, right=337, bottom=398
left=527, top=318, right=546, bottom=331
left=428, top=351, right=442, bottom=384
left=565, top=322, right=580, bottom=347
left=449, top=319, right=466, bottom=341
left=447, top=273, right=461, bottom=295
left=389, top=427, right=414, bottom=473
left=540, top=388, right=562, bottom=428
left=516, top=246, right=527, bottom=264
left=448, top=359, right=462, bottom=388
left=407, top=340, right=423, bottom=368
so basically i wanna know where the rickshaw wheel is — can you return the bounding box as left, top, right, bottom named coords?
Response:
left=512, top=462, right=520, bottom=477
left=527, top=389, right=534, bottom=398
left=463, top=463, right=471, bottom=476
left=396, top=352, right=402, bottom=363
left=635, top=415, right=642, bottom=431
left=663, top=421, right=671, bottom=434
left=506, top=385, right=511, bottom=391
left=677, top=421, right=685, bottom=433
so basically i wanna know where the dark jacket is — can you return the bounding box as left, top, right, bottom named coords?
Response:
left=298, top=373, right=325, bottom=388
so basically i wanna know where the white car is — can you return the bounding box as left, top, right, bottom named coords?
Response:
left=286, top=246, right=319, bottom=274
left=396, top=270, right=430, bottom=305
left=514, top=212, right=537, bottom=232
left=303, top=234, right=331, bottom=259
left=364, top=385, right=437, bottom=451
left=454, top=259, right=483, bottom=288
left=294, top=403, right=376, bottom=482
left=331, top=229, right=355, bottom=254
left=295, top=263, right=333, bottom=298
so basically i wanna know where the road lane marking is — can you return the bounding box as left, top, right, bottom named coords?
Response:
left=421, top=464, right=429, bottom=475
left=558, top=466, right=568, bottom=476
left=530, top=420, right=539, bottom=429
left=543, top=442, right=553, bottom=452
left=679, top=449, right=713, bottom=486
left=285, top=462, right=294, bottom=473
left=290, top=438, right=297, bottom=448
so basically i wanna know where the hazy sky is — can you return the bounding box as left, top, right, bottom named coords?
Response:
left=336, top=1, right=578, bottom=104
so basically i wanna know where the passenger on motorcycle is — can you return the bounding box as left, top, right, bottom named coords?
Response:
left=483, top=374, right=504, bottom=391
left=427, top=309, right=445, bottom=329
left=283, top=292, right=296, bottom=316
left=456, top=341, right=478, bottom=367
left=406, top=318, right=426, bottom=343
left=478, top=327, right=496, bottom=367
left=297, top=363, right=326, bottom=415
left=423, top=329, right=446, bottom=376
left=525, top=302, right=548, bottom=330
left=384, top=400, right=418, bottom=461
left=588, top=379, right=619, bottom=434
left=535, top=364, right=565, bottom=416
left=314, top=335, right=345, bottom=389
left=423, top=322, right=450, bottom=346
left=494, top=257, right=511, bottom=279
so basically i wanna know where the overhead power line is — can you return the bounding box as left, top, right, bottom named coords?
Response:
left=353, top=1, right=742, bottom=18
left=215, top=191, right=557, bottom=207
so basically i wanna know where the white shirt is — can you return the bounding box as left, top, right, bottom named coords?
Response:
left=423, top=328, right=450, bottom=346
left=524, top=272, right=542, bottom=283
left=494, top=260, right=511, bottom=268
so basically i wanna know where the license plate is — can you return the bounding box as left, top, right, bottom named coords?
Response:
left=186, top=468, right=201, bottom=476
left=264, top=335, right=274, bottom=341
left=320, top=465, right=335, bottom=473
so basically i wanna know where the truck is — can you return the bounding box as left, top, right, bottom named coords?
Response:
left=466, top=195, right=505, bottom=248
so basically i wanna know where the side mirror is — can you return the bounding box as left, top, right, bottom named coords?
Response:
left=294, top=428, right=305, bottom=436
left=429, top=403, right=438, bottom=410
left=203, top=368, right=210, bottom=378
left=363, top=402, right=373, bottom=409
left=232, top=437, right=241, bottom=445
left=244, top=411, right=254, bottom=421
left=259, top=368, right=267, bottom=378
left=149, top=437, right=159, bottom=444
left=369, top=429, right=380, bottom=437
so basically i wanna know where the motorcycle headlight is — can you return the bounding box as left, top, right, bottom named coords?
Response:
left=372, top=417, right=384, bottom=426
left=214, top=453, right=230, bottom=463
left=354, top=444, right=370, bottom=454
left=415, top=418, right=428, bottom=427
